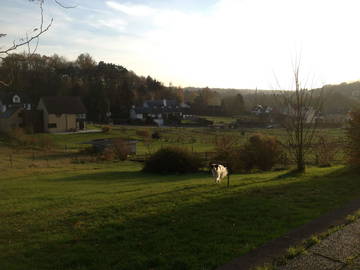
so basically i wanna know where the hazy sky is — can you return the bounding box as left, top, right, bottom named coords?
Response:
left=2, top=0, right=360, bottom=89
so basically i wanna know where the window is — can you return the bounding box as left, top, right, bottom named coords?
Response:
left=48, top=123, right=57, bottom=128
left=12, top=95, right=20, bottom=103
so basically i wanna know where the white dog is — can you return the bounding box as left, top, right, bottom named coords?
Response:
left=210, top=163, right=229, bottom=184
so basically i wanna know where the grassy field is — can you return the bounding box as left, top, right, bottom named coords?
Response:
left=1, top=145, right=359, bottom=269
left=45, top=125, right=347, bottom=160
left=0, top=126, right=354, bottom=269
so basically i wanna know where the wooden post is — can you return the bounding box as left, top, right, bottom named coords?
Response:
left=46, top=150, right=49, bottom=167
left=9, top=154, right=13, bottom=168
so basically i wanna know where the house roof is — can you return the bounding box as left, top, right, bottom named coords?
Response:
left=144, top=100, right=178, bottom=108
left=40, top=96, right=87, bottom=114
left=0, top=91, right=31, bottom=104
left=132, top=106, right=184, bottom=114
left=0, top=106, right=22, bottom=119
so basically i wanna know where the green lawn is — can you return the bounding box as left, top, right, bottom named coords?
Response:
left=1, top=156, right=359, bottom=269
left=45, top=125, right=346, bottom=158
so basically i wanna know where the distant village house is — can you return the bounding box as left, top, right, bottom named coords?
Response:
left=130, top=99, right=189, bottom=126
left=37, top=96, right=87, bottom=133
left=0, top=91, right=33, bottom=132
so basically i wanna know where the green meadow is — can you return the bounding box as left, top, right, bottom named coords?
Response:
left=0, top=126, right=356, bottom=270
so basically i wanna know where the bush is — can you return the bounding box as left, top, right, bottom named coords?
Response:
left=212, top=146, right=245, bottom=173
left=347, top=109, right=360, bottom=168
left=136, top=130, right=150, bottom=138
left=143, top=147, right=202, bottom=174
left=102, top=126, right=112, bottom=133
left=152, top=131, right=161, bottom=139
left=213, top=133, right=283, bottom=173
left=4, top=128, right=54, bottom=149
left=98, top=147, right=117, bottom=161
left=112, top=138, right=132, bottom=160
left=313, top=135, right=338, bottom=167
left=96, top=138, right=132, bottom=161
left=36, top=135, right=55, bottom=150
left=242, top=134, right=284, bottom=171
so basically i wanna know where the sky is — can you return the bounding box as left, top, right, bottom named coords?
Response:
left=1, top=0, right=360, bottom=89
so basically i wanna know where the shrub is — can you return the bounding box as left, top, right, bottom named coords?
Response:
left=214, top=135, right=239, bottom=151
left=136, top=130, right=150, bottom=138
left=36, top=135, right=55, bottom=150
left=112, top=138, right=132, bottom=160
left=4, top=128, right=54, bottom=149
left=98, top=147, right=117, bottom=161
left=213, top=133, right=283, bottom=173
left=212, top=146, right=245, bottom=173
left=143, top=147, right=202, bottom=174
left=152, top=131, right=161, bottom=139
left=313, top=135, right=338, bottom=167
left=347, top=109, right=360, bottom=168
left=242, top=134, right=283, bottom=171
left=102, top=126, right=112, bottom=133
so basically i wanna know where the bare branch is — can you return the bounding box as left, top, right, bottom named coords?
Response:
left=0, top=80, right=10, bottom=87
left=0, top=0, right=71, bottom=86
left=0, top=18, right=53, bottom=57
left=54, top=0, right=77, bottom=9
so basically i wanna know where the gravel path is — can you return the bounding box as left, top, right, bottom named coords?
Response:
left=217, top=198, right=360, bottom=270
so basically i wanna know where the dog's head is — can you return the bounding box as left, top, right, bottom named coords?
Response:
left=210, top=163, right=219, bottom=170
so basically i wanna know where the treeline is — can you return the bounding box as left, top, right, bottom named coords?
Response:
left=0, top=53, right=182, bottom=121
left=1, top=52, right=359, bottom=121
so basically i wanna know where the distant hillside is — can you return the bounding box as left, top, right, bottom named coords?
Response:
left=184, top=87, right=278, bottom=96
left=185, top=81, right=360, bottom=114
left=319, top=81, right=360, bottom=101
left=315, top=81, right=360, bottom=114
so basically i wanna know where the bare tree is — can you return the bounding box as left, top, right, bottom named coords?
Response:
left=275, top=60, right=324, bottom=172
left=0, top=0, right=75, bottom=86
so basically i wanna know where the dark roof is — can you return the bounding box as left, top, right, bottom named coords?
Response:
left=41, top=96, right=87, bottom=114
left=0, top=106, right=22, bottom=119
left=144, top=100, right=178, bottom=108
left=133, top=106, right=184, bottom=114
left=0, top=91, right=31, bottom=105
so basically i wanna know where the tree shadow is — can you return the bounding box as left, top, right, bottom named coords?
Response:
left=276, top=169, right=305, bottom=179
left=52, top=170, right=211, bottom=185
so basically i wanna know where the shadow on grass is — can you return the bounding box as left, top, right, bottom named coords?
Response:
left=52, top=170, right=211, bottom=185
left=24, top=151, right=75, bottom=161
left=276, top=169, right=304, bottom=179
left=3, top=167, right=360, bottom=270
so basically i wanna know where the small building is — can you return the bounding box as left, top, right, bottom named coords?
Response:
left=37, top=96, right=87, bottom=133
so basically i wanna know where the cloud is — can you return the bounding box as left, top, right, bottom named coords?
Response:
left=3, top=0, right=360, bottom=88
left=94, top=18, right=128, bottom=31
left=106, top=1, right=155, bottom=17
